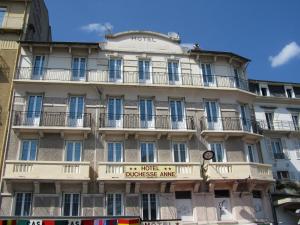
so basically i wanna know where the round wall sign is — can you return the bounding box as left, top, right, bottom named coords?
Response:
left=203, top=150, right=215, bottom=160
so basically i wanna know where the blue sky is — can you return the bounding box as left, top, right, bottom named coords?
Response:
left=45, top=0, right=300, bottom=82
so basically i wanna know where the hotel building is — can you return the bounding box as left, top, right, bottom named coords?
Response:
left=249, top=79, right=300, bottom=225
left=0, top=31, right=275, bottom=224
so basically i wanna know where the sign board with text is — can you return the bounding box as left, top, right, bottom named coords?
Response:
left=125, top=165, right=176, bottom=178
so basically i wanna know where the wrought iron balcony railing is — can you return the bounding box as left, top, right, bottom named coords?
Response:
left=200, top=116, right=260, bottom=133
left=13, top=111, right=92, bottom=128
left=99, top=113, right=196, bottom=130
left=16, top=67, right=249, bottom=91
left=257, top=120, right=300, bottom=132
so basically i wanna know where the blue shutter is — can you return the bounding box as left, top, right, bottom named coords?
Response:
left=72, top=58, right=79, bottom=78
left=108, top=99, right=114, bottom=120
left=21, top=141, right=29, bottom=160
left=211, top=102, right=218, bottom=122
left=77, top=97, right=84, bottom=119
left=115, top=99, right=122, bottom=120
left=205, top=102, right=212, bottom=123
left=147, top=100, right=153, bottom=121
left=66, top=142, right=73, bottom=161
left=74, top=142, right=81, bottom=161
left=179, top=143, right=186, bottom=162
left=30, top=140, right=37, bottom=160
left=140, top=99, right=146, bottom=121
left=176, top=101, right=183, bottom=121
left=148, top=143, right=154, bottom=162
left=116, top=59, right=122, bottom=79
left=35, top=96, right=42, bottom=117
left=141, top=143, right=147, bottom=162
left=109, top=59, right=115, bottom=79
left=173, top=144, right=179, bottom=162
left=80, top=58, right=86, bottom=78
left=170, top=101, right=176, bottom=122
left=145, top=61, right=150, bottom=80
left=27, top=96, right=35, bottom=117
left=174, top=62, right=179, bottom=81
left=108, top=143, right=114, bottom=162
left=0, top=8, right=6, bottom=27
left=69, top=97, right=76, bottom=119
left=168, top=62, right=173, bottom=81
left=139, top=61, right=144, bottom=80
left=115, top=143, right=122, bottom=162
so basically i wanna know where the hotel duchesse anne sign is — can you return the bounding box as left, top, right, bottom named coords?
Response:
left=125, top=165, right=176, bottom=178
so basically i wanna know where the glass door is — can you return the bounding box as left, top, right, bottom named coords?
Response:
left=240, top=104, right=252, bottom=132
left=139, top=60, right=151, bottom=83
left=108, top=98, right=123, bottom=128
left=109, top=59, right=122, bottom=82
left=205, top=101, right=222, bottom=130
left=142, top=194, right=157, bottom=220
left=72, top=57, right=86, bottom=81
left=211, top=143, right=226, bottom=162
left=32, top=56, right=45, bottom=80
left=201, top=63, right=214, bottom=86
left=65, top=141, right=82, bottom=161
left=170, top=100, right=186, bottom=129
left=26, top=95, right=43, bottom=126
left=68, top=96, right=84, bottom=127
left=246, top=144, right=258, bottom=163
left=141, top=142, right=155, bottom=162
left=168, top=61, right=180, bottom=85
left=140, top=99, right=154, bottom=128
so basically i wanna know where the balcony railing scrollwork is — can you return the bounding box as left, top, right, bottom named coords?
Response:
left=99, top=113, right=196, bottom=130
left=16, top=67, right=249, bottom=91
left=13, top=111, right=92, bottom=128
left=200, top=116, right=260, bottom=134
left=257, top=120, right=300, bottom=132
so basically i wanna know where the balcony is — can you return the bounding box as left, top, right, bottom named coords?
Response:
left=258, top=120, right=300, bottom=136
left=12, top=111, right=92, bottom=138
left=199, top=117, right=262, bottom=141
left=97, top=162, right=202, bottom=181
left=3, top=160, right=90, bottom=181
left=15, top=68, right=249, bottom=91
left=98, top=113, right=196, bottom=139
left=207, top=162, right=274, bottom=181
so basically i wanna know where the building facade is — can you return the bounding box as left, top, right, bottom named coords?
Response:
left=250, top=80, right=300, bottom=225
left=0, top=0, right=51, bottom=179
left=0, top=31, right=275, bottom=224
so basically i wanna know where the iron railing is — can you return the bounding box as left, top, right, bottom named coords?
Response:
left=13, top=111, right=92, bottom=128
left=200, top=116, right=260, bottom=133
left=16, top=67, right=249, bottom=91
left=99, top=113, right=196, bottom=130
left=257, top=120, right=300, bottom=131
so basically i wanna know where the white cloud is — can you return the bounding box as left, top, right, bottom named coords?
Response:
left=81, top=22, right=113, bottom=37
left=269, top=41, right=300, bottom=67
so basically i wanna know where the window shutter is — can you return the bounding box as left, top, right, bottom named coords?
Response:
left=281, top=138, right=290, bottom=159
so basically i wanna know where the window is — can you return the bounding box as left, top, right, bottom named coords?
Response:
left=139, top=60, right=151, bottom=82
left=107, top=193, right=123, bottom=216
left=168, top=61, right=180, bottom=83
left=109, top=59, right=122, bottom=81
left=20, top=140, right=38, bottom=160
left=277, top=171, right=289, bottom=180
left=205, top=101, right=221, bottom=130
left=140, top=99, right=154, bottom=128
left=292, top=114, right=299, bottom=131
left=271, top=139, right=284, bottom=159
left=285, top=87, right=294, bottom=98
left=107, top=97, right=123, bottom=128
left=65, top=141, right=82, bottom=161
left=170, top=100, right=185, bottom=129
left=32, top=55, right=45, bottom=78
left=240, top=104, right=251, bottom=131
left=69, top=96, right=84, bottom=127
left=233, top=68, right=240, bottom=87
left=210, top=143, right=226, bottom=162
left=142, top=194, right=157, bottom=220
left=14, top=193, right=32, bottom=216
left=26, top=95, right=43, bottom=126
left=141, top=142, right=155, bottom=162
left=201, top=63, right=213, bottom=85
left=108, top=142, right=123, bottom=162
left=265, top=112, right=274, bottom=130
left=173, top=143, right=187, bottom=162
left=246, top=144, right=258, bottom=163
left=72, top=57, right=86, bottom=80
left=63, top=193, right=80, bottom=216
left=0, top=8, right=6, bottom=27
left=260, top=87, right=268, bottom=96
